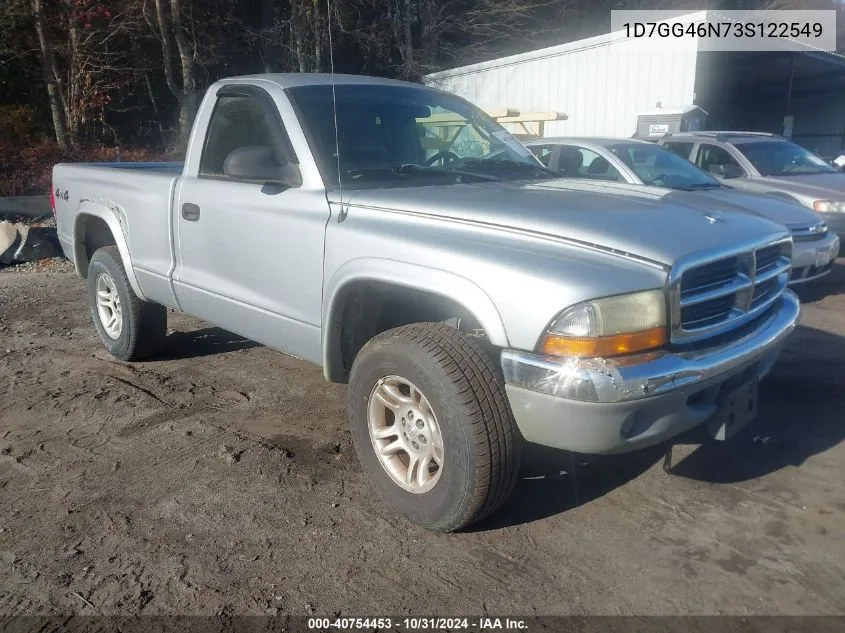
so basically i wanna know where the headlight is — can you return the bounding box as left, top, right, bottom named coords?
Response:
left=539, top=289, right=667, bottom=358
left=813, top=200, right=845, bottom=213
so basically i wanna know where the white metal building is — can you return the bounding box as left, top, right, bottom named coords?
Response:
left=424, top=11, right=845, bottom=157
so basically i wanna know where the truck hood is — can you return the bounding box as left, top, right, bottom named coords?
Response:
left=662, top=187, right=822, bottom=228
left=757, top=173, right=845, bottom=200
left=339, top=179, right=788, bottom=266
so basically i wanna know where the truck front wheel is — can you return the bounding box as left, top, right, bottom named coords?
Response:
left=348, top=323, right=520, bottom=532
left=86, top=246, right=167, bottom=361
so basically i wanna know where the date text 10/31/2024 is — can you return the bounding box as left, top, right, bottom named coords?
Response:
left=307, top=617, right=529, bottom=630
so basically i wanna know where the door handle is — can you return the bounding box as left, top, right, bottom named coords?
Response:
left=182, top=203, right=201, bottom=221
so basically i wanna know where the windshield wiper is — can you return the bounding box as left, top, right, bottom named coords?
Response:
left=346, top=164, right=499, bottom=183
left=464, top=158, right=559, bottom=177
left=397, top=163, right=500, bottom=182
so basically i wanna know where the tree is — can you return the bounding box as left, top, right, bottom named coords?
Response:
left=31, top=0, right=70, bottom=149
left=3, top=0, right=843, bottom=157
left=153, top=0, right=197, bottom=147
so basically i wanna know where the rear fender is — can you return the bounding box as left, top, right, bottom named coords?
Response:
left=73, top=201, right=146, bottom=300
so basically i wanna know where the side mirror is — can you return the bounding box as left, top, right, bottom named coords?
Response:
left=708, top=163, right=743, bottom=179
left=223, top=146, right=302, bottom=188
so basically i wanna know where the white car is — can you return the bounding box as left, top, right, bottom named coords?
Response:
left=526, top=137, right=840, bottom=285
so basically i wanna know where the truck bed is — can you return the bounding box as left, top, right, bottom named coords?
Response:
left=53, top=161, right=184, bottom=308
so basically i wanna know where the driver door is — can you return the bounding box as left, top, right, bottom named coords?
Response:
left=172, top=86, right=329, bottom=364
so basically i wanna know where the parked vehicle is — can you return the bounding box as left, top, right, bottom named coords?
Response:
left=525, top=137, right=840, bottom=284
left=53, top=74, right=800, bottom=532
left=655, top=132, right=845, bottom=245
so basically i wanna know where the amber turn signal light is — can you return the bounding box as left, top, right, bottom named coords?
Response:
left=540, top=326, right=668, bottom=358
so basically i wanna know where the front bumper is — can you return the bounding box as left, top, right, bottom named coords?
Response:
left=500, top=291, right=800, bottom=454
left=789, top=232, right=840, bottom=284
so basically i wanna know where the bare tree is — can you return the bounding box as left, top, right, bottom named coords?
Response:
left=259, top=0, right=277, bottom=72
left=5, top=0, right=841, bottom=161
left=31, top=0, right=69, bottom=149
left=291, top=0, right=308, bottom=71
left=154, top=0, right=197, bottom=147
left=313, top=0, right=324, bottom=72
left=400, top=0, right=414, bottom=73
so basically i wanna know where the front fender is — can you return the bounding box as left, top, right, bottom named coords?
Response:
left=73, top=201, right=146, bottom=300
left=322, top=258, right=509, bottom=377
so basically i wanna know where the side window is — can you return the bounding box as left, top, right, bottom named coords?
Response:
left=199, top=94, right=294, bottom=179
left=529, top=145, right=554, bottom=167
left=695, top=144, right=744, bottom=176
left=559, top=146, right=621, bottom=181
left=662, top=142, right=694, bottom=160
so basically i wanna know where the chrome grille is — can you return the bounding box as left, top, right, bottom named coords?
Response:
left=680, top=257, right=738, bottom=296
left=790, top=222, right=827, bottom=243
left=680, top=294, right=735, bottom=329
left=669, top=237, right=792, bottom=344
left=755, top=244, right=781, bottom=274
left=751, top=277, right=779, bottom=308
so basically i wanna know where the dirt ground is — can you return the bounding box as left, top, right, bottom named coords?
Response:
left=1, top=257, right=844, bottom=618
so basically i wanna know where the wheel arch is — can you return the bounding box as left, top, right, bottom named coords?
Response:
left=322, top=259, right=509, bottom=383
left=73, top=202, right=146, bottom=299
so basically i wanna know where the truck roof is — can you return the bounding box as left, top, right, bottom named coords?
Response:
left=218, top=73, right=421, bottom=90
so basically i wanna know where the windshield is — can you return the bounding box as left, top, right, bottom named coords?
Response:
left=607, top=142, right=721, bottom=190
left=733, top=140, right=835, bottom=176
left=286, top=83, right=553, bottom=189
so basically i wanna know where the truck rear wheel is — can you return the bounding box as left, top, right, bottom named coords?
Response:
left=348, top=323, right=520, bottom=532
left=86, top=246, right=167, bottom=361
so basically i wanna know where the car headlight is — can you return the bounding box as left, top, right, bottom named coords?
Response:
left=539, top=289, right=668, bottom=358
left=813, top=200, right=845, bottom=213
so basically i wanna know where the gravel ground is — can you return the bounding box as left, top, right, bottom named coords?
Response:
left=0, top=257, right=73, bottom=275
left=0, top=260, right=844, bottom=618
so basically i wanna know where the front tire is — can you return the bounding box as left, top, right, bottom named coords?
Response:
left=87, top=246, right=167, bottom=361
left=348, top=323, right=520, bottom=532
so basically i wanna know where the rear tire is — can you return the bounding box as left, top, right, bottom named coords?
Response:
left=348, top=322, right=520, bottom=532
left=87, top=246, right=166, bottom=361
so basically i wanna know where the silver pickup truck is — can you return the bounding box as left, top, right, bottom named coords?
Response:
left=53, top=74, right=800, bottom=532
